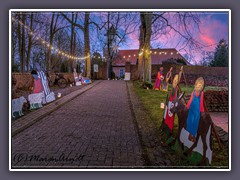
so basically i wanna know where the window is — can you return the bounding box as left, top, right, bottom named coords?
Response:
left=119, top=69, right=124, bottom=77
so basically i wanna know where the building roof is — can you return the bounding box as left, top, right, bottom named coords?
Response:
left=112, top=48, right=189, bottom=66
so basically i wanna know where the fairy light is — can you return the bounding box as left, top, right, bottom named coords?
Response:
left=118, top=49, right=181, bottom=60
left=11, top=16, right=89, bottom=61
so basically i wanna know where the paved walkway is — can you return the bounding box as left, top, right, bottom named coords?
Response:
left=11, top=81, right=144, bottom=168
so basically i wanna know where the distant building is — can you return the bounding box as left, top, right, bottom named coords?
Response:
left=111, top=48, right=190, bottom=78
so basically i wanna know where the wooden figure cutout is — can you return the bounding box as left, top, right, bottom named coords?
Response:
left=28, top=92, right=44, bottom=110
left=169, top=91, right=213, bottom=165
left=31, top=70, right=43, bottom=93
left=35, top=63, right=55, bottom=104
left=73, top=68, right=81, bottom=86
left=162, top=67, right=173, bottom=92
left=186, top=77, right=205, bottom=142
left=12, top=96, right=27, bottom=118
left=153, top=67, right=164, bottom=90
left=163, top=74, right=179, bottom=132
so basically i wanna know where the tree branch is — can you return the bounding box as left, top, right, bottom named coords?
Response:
left=61, top=13, right=84, bottom=31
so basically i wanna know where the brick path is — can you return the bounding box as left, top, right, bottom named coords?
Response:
left=11, top=80, right=144, bottom=168
left=11, top=81, right=101, bottom=136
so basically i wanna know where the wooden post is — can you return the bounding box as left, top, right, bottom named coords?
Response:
left=177, top=84, right=187, bottom=105
left=182, top=69, right=188, bottom=87
left=204, top=101, right=223, bottom=150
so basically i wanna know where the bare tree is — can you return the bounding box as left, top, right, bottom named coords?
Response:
left=62, top=12, right=91, bottom=78
left=138, top=12, right=202, bottom=83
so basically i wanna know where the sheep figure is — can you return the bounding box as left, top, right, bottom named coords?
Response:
left=28, top=92, right=44, bottom=110
left=12, top=96, right=27, bottom=118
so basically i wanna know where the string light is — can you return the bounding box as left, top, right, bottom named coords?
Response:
left=124, top=49, right=181, bottom=58
left=11, top=16, right=89, bottom=61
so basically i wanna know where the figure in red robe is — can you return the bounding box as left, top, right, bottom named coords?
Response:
left=163, top=74, right=179, bottom=131
left=31, top=70, right=43, bottom=93
left=153, top=67, right=164, bottom=90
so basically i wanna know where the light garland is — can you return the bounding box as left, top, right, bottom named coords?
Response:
left=11, top=16, right=89, bottom=61
left=137, top=48, right=181, bottom=56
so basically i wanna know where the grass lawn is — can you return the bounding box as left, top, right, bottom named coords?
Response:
left=132, top=80, right=229, bottom=168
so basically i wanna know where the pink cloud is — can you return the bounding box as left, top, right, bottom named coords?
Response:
left=199, top=34, right=215, bottom=46
left=121, top=12, right=229, bottom=64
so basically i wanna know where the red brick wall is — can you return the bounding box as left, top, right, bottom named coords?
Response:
left=130, top=64, right=229, bottom=87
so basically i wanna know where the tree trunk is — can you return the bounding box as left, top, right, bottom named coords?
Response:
left=19, top=13, right=26, bottom=73
left=140, top=12, right=152, bottom=83
left=26, top=13, right=33, bottom=72
left=12, top=20, right=16, bottom=67
left=84, top=12, right=91, bottom=78
left=138, top=24, right=144, bottom=81
left=47, top=13, right=55, bottom=72
left=69, top=12, right=77, bottom=72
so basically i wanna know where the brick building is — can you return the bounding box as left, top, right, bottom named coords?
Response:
left=111, top=48, right=189, bottom=79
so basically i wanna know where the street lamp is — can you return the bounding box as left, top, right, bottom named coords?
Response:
left=105, top=25, right=118, bottom=79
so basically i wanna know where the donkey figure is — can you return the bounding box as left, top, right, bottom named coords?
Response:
left=170, top=92, right=213, bottom=165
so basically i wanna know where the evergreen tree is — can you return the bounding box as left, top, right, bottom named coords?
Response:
left=210, top=39, right=228, bottom=67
